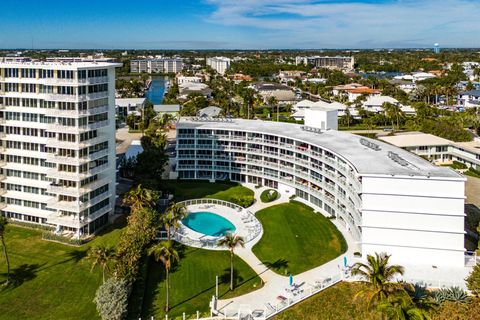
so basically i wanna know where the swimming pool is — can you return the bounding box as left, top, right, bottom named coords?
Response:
left=182, top=211, right=236, bottom=237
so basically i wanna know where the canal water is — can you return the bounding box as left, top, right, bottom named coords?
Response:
left=145, top=76, right=167, bottom=104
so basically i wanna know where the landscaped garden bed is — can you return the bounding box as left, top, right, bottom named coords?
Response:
left=260, top=189, right=279, bottom=203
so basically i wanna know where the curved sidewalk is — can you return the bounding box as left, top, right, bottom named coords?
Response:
left=217, top=185, right=358, bottom=314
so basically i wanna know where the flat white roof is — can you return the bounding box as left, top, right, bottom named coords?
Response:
left=177, top=118, right=461, bottom=179
left=115, top=98, right=146, bottom=107
left=379, top=132, right=453, bottom=148
left=0, top=61, right=121, bottom=69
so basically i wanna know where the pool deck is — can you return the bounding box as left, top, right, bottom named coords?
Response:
left=177, top=203, right=263, bottom=250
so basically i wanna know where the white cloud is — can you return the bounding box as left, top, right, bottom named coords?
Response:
left=204, top=0, right=480, bottom=48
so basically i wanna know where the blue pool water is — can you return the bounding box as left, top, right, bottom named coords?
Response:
left=182, top=212, right=236, bottom=237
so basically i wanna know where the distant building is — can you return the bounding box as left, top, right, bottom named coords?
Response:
left=362, top=95, right=402, bottom=113
left=230, top=73, right=252, bottom=83
left=206, top=57, right=231, bottom=75
left=176, top=76, right=203, bottom=85
left=278, top=70, right=307, bottom=83
left=457, top=90, right=480, bottom=109
left=380, top=132, right=480, bottom=169
left=178, top=82, right=212, bottom=99
left=332, top=83, right=381, bottom=102
left=116, top=98, right=146, bottom=117
left=198, top=106, right=223, bottom=118
left=251, top=83, right=296, bottom=103
left=130, top=58, right=183, bottom=74
left=296, top=56, right=355, bottom=71
left=292, top=99, right=356, bottom=120
left=153, top=104, right=181, bottom=116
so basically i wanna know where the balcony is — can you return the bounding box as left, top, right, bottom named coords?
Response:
left=45, top=91, right=108, bottom=103
left=82, top=76, right=109, bottom=85
left=47, top=175, right=111, bottom=197
left=47, top=191, right=112, bottom=212
left=46, top=163, right=109, bottom=180
left=46, top=120, right=110, bottom=133
left=44, top=78, right=77, bottom=85
left=46, top=136, right=108, bottom=149
left=46, top=203, right=113, bottom=229
left=44, top=105, right=109, bottom=118
left=44, top=94, right=78, bottom=102
left=46, top=149, right=110, bottom=165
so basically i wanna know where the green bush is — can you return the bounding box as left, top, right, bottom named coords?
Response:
left=8, top=220, right=55, bottom=232
left=94, top=277, right=131, bottom=320
left=228, top=195, right=255, bottom=208
left=42, top=231, right=87, bottom=246
left=452, top=161, right=468, bottom=170
left=465, top=167, right=480, bottom=178
left=260, top=189, right=279, bottom=203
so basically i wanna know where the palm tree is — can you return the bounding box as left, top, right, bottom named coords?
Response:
left=377, top=292, right=429, bottom=320
left=122, top=184, right=159, bottom=212
left=148, top=241, right=179, bottom=312
left=0, top=216, right=10, bottom=286
left=162, top=202, right=187, bottom=241
left=87, top=245, right=115, bottom=283
left=267, top=96, right=279, bottom=121
left=351, top=252, right=405, bottom=309
left=382, top=102, right=403, bottom=131
left=217, top=233, right=245, bottom=291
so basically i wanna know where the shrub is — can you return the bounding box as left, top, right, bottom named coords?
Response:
left=260, top=189, right=279, bottom=203
left=465, top=167, right=480, bottom=178
left=432, top=286, right=469, bottom=303
left=451, top=161, right=468, bottom=170
left=94, top=277, right=130, bottom=320
left=228, top=195, right=255, bottom=208
left=9, top=220, right=55, bottom=232
left=466, top=262, right=480, bottom=297
left=42, top=232, right=87, bottom=246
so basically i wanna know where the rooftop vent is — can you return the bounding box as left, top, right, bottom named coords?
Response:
left=360, top=138, right=381, bottom=151
left=388, top=151, right=409, bottom=166
left=301, top=126, right=323, bottom=134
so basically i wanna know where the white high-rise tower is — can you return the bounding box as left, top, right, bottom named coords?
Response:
left=0, top=57, right=121, bottom=238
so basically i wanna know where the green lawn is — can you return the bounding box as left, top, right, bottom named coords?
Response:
left=141, top=245, right=263, bottom=319
left=160, top=180, right=254, bottom=204
left=0, top=220, right=126, bottom=320
left=273, top=282, right=379, bottom=320
left=252, top=201, right=347, bottom=275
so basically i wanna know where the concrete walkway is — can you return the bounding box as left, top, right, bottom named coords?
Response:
left=216, top=186, right=359, bottom=313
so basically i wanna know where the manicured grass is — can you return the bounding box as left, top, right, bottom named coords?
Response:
left=252, top=201, right=347, bottom=275
left=141, top=245, right=263, bottom=319
left=0, top=220, right=126, bottom=320
left=160, top=180, right=254, bottom=205
left=273, top=282, right=379, bottom=320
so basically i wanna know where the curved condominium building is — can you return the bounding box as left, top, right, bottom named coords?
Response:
left=175, top=117, right=466, bottom=268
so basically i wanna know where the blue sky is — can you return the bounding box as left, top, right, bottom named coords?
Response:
left=0, top=0, right=479, bottom=49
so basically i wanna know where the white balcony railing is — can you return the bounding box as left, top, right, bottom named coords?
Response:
left=45, top=136, right=108, bottom=149
left=46, top=149, right=110, bottom=165
left=43, top=105, right=109, bottom=117
left=46, top=120, right=110, bottom=133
